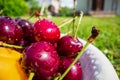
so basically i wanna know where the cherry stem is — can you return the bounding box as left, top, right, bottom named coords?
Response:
left=54, top=74, right=61, bottom=80
left=58, top=18, right=69, bottom=26
left=0, top=9, right=3, bottom=14
left=27, top=0, right=46, bottom=21
left=72, top=0, right=76, bottom=36
left=27, top=12, right=34, bottom=21
left=28, top=72, right=35, bottom=80
left=58, top=27, right=100, bottom=80
left=0, top=41, right=23, bottom=49
left=74, top=11, right=83, bottom=39
left=88, top=26, right=100, bottom=43
left=54, top=77, right=59, bottom=80
left=59, top=17, right=77, bottom=28
left=64, top=30, right=72, bottom=35
left=40, top=0, right=46, bottom=17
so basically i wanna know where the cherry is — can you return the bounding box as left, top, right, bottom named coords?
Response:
left=0, top=16, right=23, bottom=44
left=33, top=19, right=60, bottom=43
left=57, top=35, right=83, bottom=57
left=15, top=18, right=35, bottom=46
left=58, top=57, right=82, bottom=80
left=23, top=41, right=60, bottom=80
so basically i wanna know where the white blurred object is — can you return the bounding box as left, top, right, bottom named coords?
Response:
left=51, top=0, right=60, bottom=14
left=78, top=38, right=119, bottom=80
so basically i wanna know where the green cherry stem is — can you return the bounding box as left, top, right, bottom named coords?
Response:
left=54, top=75, right=61, bottom=80
left=27, top=12, right=34, bottom=21
left=54, top=77, right=59, bottom=80
left=58, top=27, right=100, bottom=80
left=0, top=41, right=23, bottom=49
left=58, top=18, right=69, bottom=26
left=0, top=9, right=3, bottom=14
left=28, top=72, right=35, bottom=80
left=74, top=11, right=83, bottom=39
left=72, top=0, right=77, bottom=35
left=59, top=17, right=77, bottom=28
left=64, top=30, right=72, bottom=35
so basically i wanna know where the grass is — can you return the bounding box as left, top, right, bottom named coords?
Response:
left=21, top=15, right=120, bottom=78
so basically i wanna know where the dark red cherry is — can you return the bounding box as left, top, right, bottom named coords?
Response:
left=15, top=18, right=35, bottom=46
left=0, top=16, right=23, bottom=44
left=57, top=35, right=83, bottom=57
left=23, top=41, right=60, bottom=80
left=58, top=57, right=82, bottom=80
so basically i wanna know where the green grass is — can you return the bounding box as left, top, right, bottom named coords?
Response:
left=21, top=15, right=120, bottom=78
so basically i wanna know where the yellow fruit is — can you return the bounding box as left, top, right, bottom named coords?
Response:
left=0, top=47, right=22, bottom=60
left=0, top=47, right=28, bottom=80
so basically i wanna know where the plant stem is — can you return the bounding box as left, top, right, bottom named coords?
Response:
left=74, top=11, right=83, bottom=38
left=28, top=72, right=35, bottom=80
left=58, top=41, right=90, bottom=80
left=58, top=18, right=69, bottom=26
left=64, top=30, right=72, bottom=35
left=54, top=76, right=60, bottom=80
left=59, top=17, right=76, bottom=28
left=40, top=0, right=46, bottom=17
left=0, top=41, right=23, bottom=49
left=27, top=12, right=34, bottom=20
left=72, top=0, right=77, bottom=35
left=0, top=9, right=3, bottom=14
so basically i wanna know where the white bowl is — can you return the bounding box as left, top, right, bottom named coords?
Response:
left=78, top=38, right=119, bottom=80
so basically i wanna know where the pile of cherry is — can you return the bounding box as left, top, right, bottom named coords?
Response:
left=0, top=16, right=83, bottom=80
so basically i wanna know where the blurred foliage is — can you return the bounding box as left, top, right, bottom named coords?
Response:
left=26, top=0, right=41, bottom=13
left=59, top=7, right=73, bottom=16
left=0, top=0, right=29, bottom=16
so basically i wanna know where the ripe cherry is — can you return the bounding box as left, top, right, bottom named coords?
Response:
left=58, top=57, right=82, bottom=80
left=57, top=35, right=83, bottom=57
left=33, top=19, right=60, bottom=43
left=15, top=18, right=35, bottom=46
left=23, top=41, right=60, bottom=80
left=0, top=16, right=23, bottom=44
